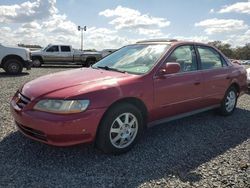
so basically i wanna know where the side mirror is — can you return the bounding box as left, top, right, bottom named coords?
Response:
left=231, top=60, right=241, bottom=65
left=159, top=62, right=181, bottom=75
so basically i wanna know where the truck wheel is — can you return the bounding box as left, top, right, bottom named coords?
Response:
left=3, top=58, right=23, bottom=74
left=85, top=58, right=96, bottom=67
left=96, top=103, right=144, bottom=154
left=32, top=58, right=42, bottom=67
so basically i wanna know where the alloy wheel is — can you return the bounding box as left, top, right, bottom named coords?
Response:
left=109, top=112, right=138, bottom=149
left=225, top=90, right=236, bottom=112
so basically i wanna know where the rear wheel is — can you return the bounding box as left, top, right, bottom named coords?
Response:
left=218, top=86, right=237, bottom=116
left=3, top=58, right=23, bottom=74
left=85, top=58, right=96, bottom=67
left=96, top=103, right=144, bottom=154
left=32, top=57, right=42, bottom=67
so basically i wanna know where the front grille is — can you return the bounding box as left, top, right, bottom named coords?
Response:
left=16, top=122, right=47, bottom=142
left=16, top=92, right=31, bottom=109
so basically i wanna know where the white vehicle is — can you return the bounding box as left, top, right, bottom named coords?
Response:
left=0, top=44, right=32, bottom=74
left=31, top=44, right=102, bottom=67
left=244, top=60, right=250, bottom=65
left=247, top=68, right=250, bottom=91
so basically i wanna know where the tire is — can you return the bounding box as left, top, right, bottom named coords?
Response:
left=3, top=58, right=23, bottom=74
left=96, top=103, right=144, bottom=154
left=85, top=59, right=96, bottom=67
left=218, top=86, right=238, bottom=116
left=32, top=57, right=42, bottom=67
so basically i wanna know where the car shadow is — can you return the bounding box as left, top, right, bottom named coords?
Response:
left=0, top=72, right=29, bottom=78
left=0, top=108, right=250, bottom=187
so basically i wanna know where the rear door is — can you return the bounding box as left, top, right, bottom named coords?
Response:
left=59, top=46, right=73, bottom=62
left=153, top=45, right=204, bottom=121
left=196, top=45, right=231, bottom=106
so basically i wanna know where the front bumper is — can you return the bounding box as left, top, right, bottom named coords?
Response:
left=10, top=99, right=106, bottom=146
left=24, top=60, right=32, bottom=70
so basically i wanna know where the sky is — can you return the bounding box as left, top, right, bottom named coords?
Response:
left=0, top=0, right=249, bottom=50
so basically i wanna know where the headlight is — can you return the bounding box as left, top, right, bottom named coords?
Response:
left=34, top=99, right=90, bottom=114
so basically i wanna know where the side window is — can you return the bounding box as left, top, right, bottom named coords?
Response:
left=46, top=46, right=59, bottom=52
left=61, top=46, right=71, bottom=52
left=167, top=45, right=197, bottom=72
left=197, top=46, right=223, bottom=70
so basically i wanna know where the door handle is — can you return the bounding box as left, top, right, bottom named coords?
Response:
left=226, top=76, right=231, bottom=80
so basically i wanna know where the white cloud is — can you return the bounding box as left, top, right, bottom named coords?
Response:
left=83, top=27, right=136, bottom=49
left=0, top=26, right=11, bottom=33
left=218, top=1, right=250, bottom=14
left=0, top=0, right=58, bottom=23
left=225, top=29, right=250, bottom=46
left=174, top=35, right=211, bottom=43
left=209, top=9, right=215, bottom=13
left=87, top=27, right=117, bottom=36
left=42, top=14, right=78, bottom=35
left=99, top=6, right=170, bottom=36
left=100, top=6, right=140, bottom=18
left=195, top=18, right=248, bottom=35
left=22, top=21, right=41, bottom=29
left=1, top=0, right=248, bottom=51
left=0, top=27, right=15, bottom=45
left=0, top=1, right=132, bottom=50
left=137, top=28, right=164, bottom=37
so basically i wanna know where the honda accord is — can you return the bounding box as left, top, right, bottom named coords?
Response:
left=11, top=39, right=248, bottom=154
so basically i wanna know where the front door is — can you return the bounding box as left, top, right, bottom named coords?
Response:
left=153, top=45, right=204, bottom=121
left=43, top=45, right=60, bottom=62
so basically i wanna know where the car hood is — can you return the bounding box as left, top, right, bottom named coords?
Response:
left=31, top=50, right=42, bottom=55
left=1, top=45, right=29, bottom=53
left=21, top=68, right=134, bottom=100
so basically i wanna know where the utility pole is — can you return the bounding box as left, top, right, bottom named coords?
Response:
left=78, top=25, right=87, bottom=51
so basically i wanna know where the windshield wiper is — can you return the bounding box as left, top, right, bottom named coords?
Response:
left=96, top=66, right=126, bottom=73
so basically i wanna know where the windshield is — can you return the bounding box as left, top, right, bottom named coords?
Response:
left=93, top=44, right=170, bottom=74
left=42, top=45, right=51, bottom=51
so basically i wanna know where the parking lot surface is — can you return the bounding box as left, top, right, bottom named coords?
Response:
left=0, top=66, right=249, bottom=187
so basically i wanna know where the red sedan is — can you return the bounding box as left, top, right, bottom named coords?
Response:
left=11, top=40, right=248, bottom=154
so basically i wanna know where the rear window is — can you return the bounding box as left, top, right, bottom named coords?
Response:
left=197, top=46, right=224, bottom=70
left=61, top=46, right=71, bottom=52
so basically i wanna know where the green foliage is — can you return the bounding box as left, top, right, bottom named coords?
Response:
left=208, top=41, right=250, bottom=60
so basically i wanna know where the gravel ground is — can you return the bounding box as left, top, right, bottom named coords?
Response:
left=0, top=65, right=249, bottom=188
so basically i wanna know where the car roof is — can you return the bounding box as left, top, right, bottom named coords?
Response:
left=136, top=39, right=178, bottom=43
left=136, top=39, right=210, bottom=47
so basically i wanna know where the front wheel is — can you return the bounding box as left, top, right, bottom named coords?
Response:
left=96, top=103, right=144, bottom=154
left=218, top=86, right=237, bottom=116
left=3, top=59, right=23, bottom=74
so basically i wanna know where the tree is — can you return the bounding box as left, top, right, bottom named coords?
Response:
left=208, top=41, right=250, bottom=60
left=208, top=41, right=233, bottom=58
left=233, top=43, right=250, bottom=60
